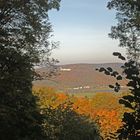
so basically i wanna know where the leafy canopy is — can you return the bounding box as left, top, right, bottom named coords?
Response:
left=0, top=1, right=61, bottom=140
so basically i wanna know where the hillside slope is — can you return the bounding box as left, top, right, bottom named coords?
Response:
left=34, top=63, right=127, bottom=93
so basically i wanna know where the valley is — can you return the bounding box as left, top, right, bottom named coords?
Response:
left=34, top=63, right=128, bottom=95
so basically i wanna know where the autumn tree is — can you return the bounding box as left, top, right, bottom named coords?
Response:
left=0, top=0, right=60, bottom=139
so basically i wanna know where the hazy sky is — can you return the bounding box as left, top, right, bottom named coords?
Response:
left=49, top=0, right=126, bottom=64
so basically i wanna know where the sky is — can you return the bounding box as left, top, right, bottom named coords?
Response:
left=49, top=0, right=126, bottom=64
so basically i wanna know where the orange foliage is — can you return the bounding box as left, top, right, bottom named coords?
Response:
left=57, top=93, right=67, bottom=101
left=33, top=86, right=68, bottom=108
left=33, top=86, right=127, bottom=139
left=73, top=97, right=92, bottom=115
left=72, top=93, right=125, bottom=138
left=92, top=108, right=122, bottom=136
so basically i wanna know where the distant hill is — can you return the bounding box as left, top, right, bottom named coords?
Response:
left=34, top=63, right=127, bottom=93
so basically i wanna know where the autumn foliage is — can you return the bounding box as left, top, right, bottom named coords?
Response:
left=33, top=86, right=128, bottom=139
left=72, top=93, right=125, bottom=138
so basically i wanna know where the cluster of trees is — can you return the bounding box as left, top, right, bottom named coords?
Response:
left=33, top=87, right=101, bottom=140
left=33, top=87, right=127, bottom=139
left=43, top=103, right=100, bottom=140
